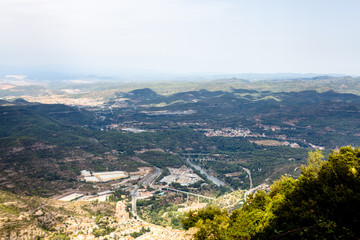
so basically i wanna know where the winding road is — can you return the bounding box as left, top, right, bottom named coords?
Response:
left=242, top=166, right=254, bottom=201
left=241, top=166, right=253, bottom=190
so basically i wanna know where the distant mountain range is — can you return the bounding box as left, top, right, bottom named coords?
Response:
left=0, top=65, right=351, bottom=81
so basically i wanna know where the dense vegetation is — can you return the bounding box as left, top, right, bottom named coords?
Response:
left=181, top=147, right=360, bottom=239
left=137, top=194, right=185, bottom=228
left=196, top=146, right=308, bottom=188
left=108, top=87, right=360, bottom=149
left=2, top=82, right=360, bottom=196
left=0, top=100, right=307, bottom=195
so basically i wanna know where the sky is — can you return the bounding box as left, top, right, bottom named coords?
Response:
left=0, top=0, right=360, bottom=76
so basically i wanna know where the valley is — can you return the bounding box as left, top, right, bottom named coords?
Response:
left=0, top=76, right=360, bottom=239
left=2, top=0, right=360, bottom=237
left=2, top=76, right=360, bottom=196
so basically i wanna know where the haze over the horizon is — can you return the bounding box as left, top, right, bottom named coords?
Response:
left=1, top=0, right=360, bottom=76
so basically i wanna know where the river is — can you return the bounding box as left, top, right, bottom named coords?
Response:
left=186, top=159, right=234, bottom=191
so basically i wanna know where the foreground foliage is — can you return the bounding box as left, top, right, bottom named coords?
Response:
left=182, top=147, right=360, bottom=239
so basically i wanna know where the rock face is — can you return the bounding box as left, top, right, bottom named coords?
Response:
left=34, top=209, right=43, bottom=216
left=136, top=224, right=194, bottom=240
left=116, top=201, right=129, bottom=223
left=0, top=190, right=194, bottom=240
left=0, top=190, right=116, bottom=239
left=7, top=226, right=44, bottom=240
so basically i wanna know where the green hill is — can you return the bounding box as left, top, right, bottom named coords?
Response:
left=182, top=147, right=360, bottom=239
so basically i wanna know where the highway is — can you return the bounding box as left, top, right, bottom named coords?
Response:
left=131, top=186, right=138, bottom=217
left=131, top=167, right=162, bottom=217
left=140, top=167, right=162, bottom=186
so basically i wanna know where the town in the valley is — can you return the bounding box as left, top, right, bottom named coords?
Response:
left=53, top=163, right=215, bottom=239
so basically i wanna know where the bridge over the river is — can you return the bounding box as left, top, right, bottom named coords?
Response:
left=162, top=187, right=216, bottom=204
left=181, top=153, right=215, bottom=162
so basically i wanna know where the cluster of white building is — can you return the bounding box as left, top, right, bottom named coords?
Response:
left=309, top=143, right=325, bottom=150
left=282, top=141, right=300, bottom=148
left=204, top=128, right=251, bottom=137
left=80, top=170, right=128, bottom=182
left=58, top=190, right=114, bottom=202
left=121, top=127, right=147, bottom=133
left=160, top=166, right=203, bottom=186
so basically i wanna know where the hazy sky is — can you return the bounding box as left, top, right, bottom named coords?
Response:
left=1, top=0, right=360, bottom=75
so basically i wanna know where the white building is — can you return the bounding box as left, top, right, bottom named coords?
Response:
left=80, top=170, right=92, bottom=177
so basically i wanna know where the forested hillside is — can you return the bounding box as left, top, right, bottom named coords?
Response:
left=2, top=85, right=360, bottom=195
left=181, top=147, right=360, bottom=239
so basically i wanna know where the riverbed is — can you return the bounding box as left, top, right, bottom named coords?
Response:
left=186, top=159, right=234, bottom=190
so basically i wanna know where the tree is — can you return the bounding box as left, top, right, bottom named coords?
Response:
left=184, top=147, right=360, bottom=239
left=195, top=214, right=230, bottom=240
left=181, top=205, right=227, bottom=230
left=259, top=146, right=360, bottom=239
left=300, top=149, right=324, bottom=178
